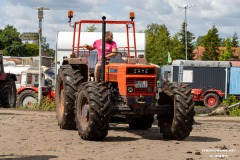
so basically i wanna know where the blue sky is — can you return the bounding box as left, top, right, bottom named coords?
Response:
left=0, top=0, right=240, bottom=48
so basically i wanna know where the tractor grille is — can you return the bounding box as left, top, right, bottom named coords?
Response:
left=126, top=78, right=155, bottom=93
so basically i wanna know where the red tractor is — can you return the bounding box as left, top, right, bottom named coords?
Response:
left=192, top=88, right=224, bottom=108
left=55, top=11, right=195, bottom=141
left=16, top=69, right=55, bottom=108
left=0, top=54, right=17, bottom=108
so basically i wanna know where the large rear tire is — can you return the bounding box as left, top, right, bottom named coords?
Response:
left=127, top=115, right=154, bottom=130
left=0, top=81, right=16, bottom=108
left=157, top=81, right=195, bottom=140
left=75, top=82, right=111, bottom=141
left=16, top=90, right=37, bottom=108
left=55, top=64, right=86, bottom=130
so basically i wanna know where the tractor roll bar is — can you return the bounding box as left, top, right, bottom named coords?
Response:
left=101, top=16, right=106, bottom=83
left=71, top=20, right=137, bottom=58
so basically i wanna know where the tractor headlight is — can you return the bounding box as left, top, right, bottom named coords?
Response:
left=147, top=86, right=153, bottom=92
left=127, top=86, right=134, bottom=93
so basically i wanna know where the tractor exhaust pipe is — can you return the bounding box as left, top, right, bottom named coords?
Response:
left=101, top=16, right=106, bottom=83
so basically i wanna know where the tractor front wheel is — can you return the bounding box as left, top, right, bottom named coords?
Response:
left=75, top=82, right=111, bottom=141
left=203, top=93, right=220, bottom=108
left=157, top=81, right=195, bottom=140
left=55, top=64, right=85, bottom=130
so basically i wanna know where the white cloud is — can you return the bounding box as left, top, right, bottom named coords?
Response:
left=0, top=0, right=240, bottom=49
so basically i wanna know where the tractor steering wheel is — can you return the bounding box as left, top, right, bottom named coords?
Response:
left=112, top=52, right=128, bottom=58
left=113, top=52, right=122, bottom=58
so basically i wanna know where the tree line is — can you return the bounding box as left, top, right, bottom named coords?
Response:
left=1, top=22, right=239, bottom=66
left=0, top=25, right=54, bottom=57
left=145, top=23, right=239, bottom=66
left=88, top=22, right=239, bottom=66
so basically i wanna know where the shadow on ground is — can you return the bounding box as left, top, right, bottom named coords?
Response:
left=0, top=155, right=58, bottom=160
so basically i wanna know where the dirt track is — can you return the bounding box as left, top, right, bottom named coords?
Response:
left=0, top=108, right=239, bottom=160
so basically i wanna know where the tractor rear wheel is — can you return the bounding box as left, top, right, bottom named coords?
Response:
left=203, top=93, right=220, bottom=108
left=127, top=115, right=154, bottom=130
left=157, top=81, right=195, bottom=140
left=75, top=82, right=111, bottom=141
left=0, top=81, right=16, bottom=108
left=55, top=64, right=85, bottom=130
left=16, top=90, right=37, bottom=108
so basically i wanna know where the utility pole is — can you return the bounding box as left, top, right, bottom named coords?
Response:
left=177, top=4, right=194, bottom=60
left=34, top=7, right=49, bottom=107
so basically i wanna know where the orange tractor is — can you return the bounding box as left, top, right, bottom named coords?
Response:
left=0, top=54, right=17, bottom=108
left=55, top=11, right=195, bottom=141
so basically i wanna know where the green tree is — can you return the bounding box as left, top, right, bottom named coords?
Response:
left=231, top=32, right=239, bottom=47
left=3, top=43, right=25, bottom=56
left=145, top=23, right=172, bottom=66
left=41, top=36, right=55, bottom=58
left=24, top=43, right=39, bottom=56
left=171, top=33, right=185, bottom=60
left=201, top=25, right=221, bottom=61
left=220, top=38, right=225, bottom=47
left=41, top=37, right=49, bottom=52
left=0, top=25, right=23, bottom=56
left=194, top=36, right=204, bottom=48
left=0, top=25, right=22, bottom=50
left=86, top=25, right=97, bottom=32
left=178, top=22, right=195, bottom=60
left=218, top=37, right=233, bottom=61
left=0, top=25, right=55, bottom=57
left=0, top=29, right=3, bottom=50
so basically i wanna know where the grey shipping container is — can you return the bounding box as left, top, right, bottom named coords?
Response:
left=171, top=60, right=232, bottom=99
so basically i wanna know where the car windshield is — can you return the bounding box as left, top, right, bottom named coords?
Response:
left=44, top=69, right=55, bottom=79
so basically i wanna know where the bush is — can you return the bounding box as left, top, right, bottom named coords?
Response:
left=40, top=96, right=56, bottom=111
left=18, top=96, right=55, bottom=111
left=222, top=95, right=240, bottom=106
left=222, top=95, right=240, bottom=116
left=229, top=107, right=240, bottom=116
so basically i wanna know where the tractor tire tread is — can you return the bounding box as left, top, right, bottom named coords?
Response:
left=75, top=82, right=111, bottom=141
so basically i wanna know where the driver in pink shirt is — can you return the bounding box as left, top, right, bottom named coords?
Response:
left=84, top=31, right=118, bottom=82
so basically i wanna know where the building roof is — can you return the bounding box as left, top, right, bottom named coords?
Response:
left=172, top=60, right=232, bottom=68
left=193, top=46, right=240, bottom=60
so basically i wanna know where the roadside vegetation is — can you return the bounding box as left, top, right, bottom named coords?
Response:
left=18, top=95, right=55, bottom=111
left=193, top=95, right=240, bottom=116
left=222, top=95, right=240, bottom=116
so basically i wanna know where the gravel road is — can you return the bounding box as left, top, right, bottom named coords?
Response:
left=0, top=108, right=239, bottom=160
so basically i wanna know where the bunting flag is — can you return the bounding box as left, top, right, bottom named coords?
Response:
left=167, top=52, right=172, bottom=64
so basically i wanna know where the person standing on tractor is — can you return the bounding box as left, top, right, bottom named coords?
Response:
left=83, top=31, right=118, bottom=82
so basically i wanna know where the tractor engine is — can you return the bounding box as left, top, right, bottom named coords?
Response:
left=105, top=58, right=156, bottom=113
